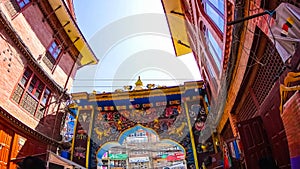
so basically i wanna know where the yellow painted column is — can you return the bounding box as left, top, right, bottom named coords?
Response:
left=184, top=102, right=199, bottom=169
left=86, top=108, right=95, bottom=167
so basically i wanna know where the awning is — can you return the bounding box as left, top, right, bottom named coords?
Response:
left=161, top=0, right=192, bottom=56
left=48, top=151, right=85, bottom=169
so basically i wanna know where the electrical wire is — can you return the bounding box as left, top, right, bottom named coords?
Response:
left=74, top=78, right=198, bottom=81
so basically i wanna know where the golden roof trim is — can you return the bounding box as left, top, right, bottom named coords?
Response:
left=48, top=0, right=98, bottom=67
left=71, top=81, right=204, bottom=101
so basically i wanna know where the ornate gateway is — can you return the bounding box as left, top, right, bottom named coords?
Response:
left=70, top=81, right=211, bottom=169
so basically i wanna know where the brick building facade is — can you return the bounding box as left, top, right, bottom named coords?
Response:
left=162, top=0, right=300, bottom=169
left=216, top=1, right=300, bottom=169
left=162, top=0, right=234, bottom=168
left=0, top=0, right=97, bottom=168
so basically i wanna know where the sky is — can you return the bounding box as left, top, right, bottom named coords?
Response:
left=72, top=0, right=201, bottom=93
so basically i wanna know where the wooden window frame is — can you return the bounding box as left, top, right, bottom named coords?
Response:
left=47, top=40, right=62, bottom=61
left=12, top=67, right=52, bottom=119
left=16, top=0, right=31, bottom=9
left=27, top=75, right=45, bottom=99
left=44, top=39, right=63, bottom=71
left=4, top=0, right=32, bottom=18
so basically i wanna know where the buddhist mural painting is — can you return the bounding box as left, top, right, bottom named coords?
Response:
left=71, top=81, right=208, bottom=169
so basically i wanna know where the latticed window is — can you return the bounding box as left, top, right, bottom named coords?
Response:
left=12, top=68, right=51, bottom=119
left=4, top=0, right=20, bottom=16
left=4, top=0, right=30, bottom=17
left=251, top=40, right=284, bottom=105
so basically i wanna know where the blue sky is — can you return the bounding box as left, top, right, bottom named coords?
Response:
left=72, top=0, right=201, bottom=93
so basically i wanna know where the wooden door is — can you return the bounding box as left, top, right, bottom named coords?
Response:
left=259, top=87, right=291, bottom=169
left=0, top=124, right=13, bottom=169
left=237, top=116, right=272, bottom=169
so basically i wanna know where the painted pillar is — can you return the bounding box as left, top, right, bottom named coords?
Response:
left=281, top=92, right=300, bottom=169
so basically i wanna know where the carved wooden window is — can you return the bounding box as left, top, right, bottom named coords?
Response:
left=43, top=40, right=62, bottom=70
left=42, top=52, right=56, bottom=70
left=4, top=0, right=31, bottom=17
left=12, top=68, right=51, bottom=119
left=4, top=0, right=20, bottom=16
left=48, top=40, right=62, bottom=60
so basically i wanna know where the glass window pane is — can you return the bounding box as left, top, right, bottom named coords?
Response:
left=208, top=43, right=221, bottom=69
left=24, top=0, right=30, bottom=5
left=207, top=31, right=222, bottom=61
left=53, top=52, right=59, bottom=59
left=51, top=42, right=57, bottom=48
left=207, top=31, right=222, bottom=70
left=48, top=41, right=61, bottom=60
left=19, top=2, right=25, bottom=8
left=24, top=69, right=32, bottom=78
left=28, top=84, right=34, bottom=93
left=41, top=88, right=51, bottom=105
left=208, top=0, right=224, bottom=14
left=206, top=4, right=224, bottom=32
left=20, top=69, right=32, bottom=86
left=48, top=46, right=54, bottom=53
left=37, top=83, right=44, bottom=92
left=18, top=0, right=30, bottom=9
left=31, top=76, right=37, bottom=85
left=34, top=90, right=41, bottom=98
left=20, top=77, right=27, bottom=86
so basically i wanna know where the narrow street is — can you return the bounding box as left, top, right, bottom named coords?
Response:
left=0, top=1, right=300, bottom=169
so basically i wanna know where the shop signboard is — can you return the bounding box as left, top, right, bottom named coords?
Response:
left=109, top=154, right=128, bottom=160
left=167, top=153, right=185, bottom=161
left=129, top=157, right=150, bottom=163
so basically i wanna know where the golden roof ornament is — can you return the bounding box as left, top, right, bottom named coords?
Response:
left=134, top=76, right=144, bottom=90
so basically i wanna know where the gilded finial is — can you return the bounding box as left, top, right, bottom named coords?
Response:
left=135, top=76, right=143, bottom=86
left=134, top=76, right=144, bottom=90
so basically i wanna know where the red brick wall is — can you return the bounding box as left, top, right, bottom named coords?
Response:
left=282, top=92, right=300, bottom=160
left=0, top=28, right=64, bottom=139
left=0, top=2, right=77, bottom=139
left=1, top=2, right=76, bottom=89
left=0, top=29, right=37, bottom=128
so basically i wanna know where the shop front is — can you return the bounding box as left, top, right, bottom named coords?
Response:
left=0, top=107, right=52, bottom=169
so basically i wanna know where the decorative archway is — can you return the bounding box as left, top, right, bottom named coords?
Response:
left=70, top=81, right=211, bottom=169
left=96, top=124, right=186, bottom=159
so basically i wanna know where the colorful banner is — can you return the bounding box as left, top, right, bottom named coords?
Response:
left=71, top=109, right=93, bottom=167
left=270, top=3, right=300, bottom=62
